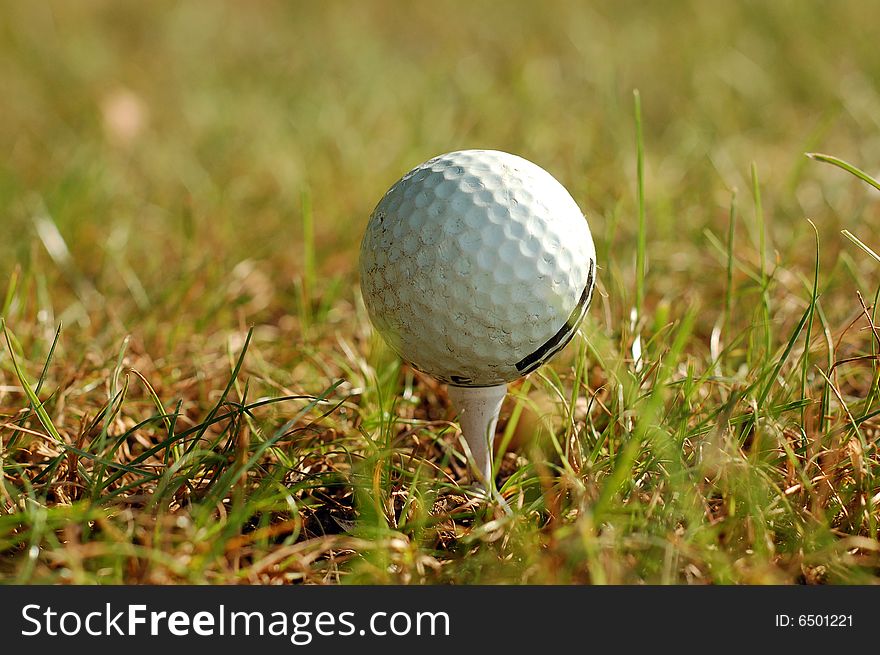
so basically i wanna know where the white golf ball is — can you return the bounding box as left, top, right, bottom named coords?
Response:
left=359, top=149, right=596, bottom=387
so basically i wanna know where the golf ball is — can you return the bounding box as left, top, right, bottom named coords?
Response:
left=359, top=149, right=596, bottom=387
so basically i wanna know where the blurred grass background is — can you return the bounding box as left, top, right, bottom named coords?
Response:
left=3, top=1, right=880, bottom=307
left=2, top=1, right=880, bottom=584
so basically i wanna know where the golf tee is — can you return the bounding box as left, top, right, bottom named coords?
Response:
left=446, top=383, right=507, bottom=491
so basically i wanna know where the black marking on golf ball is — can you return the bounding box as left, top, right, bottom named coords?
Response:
left=515, top=259, right=595, bottom=375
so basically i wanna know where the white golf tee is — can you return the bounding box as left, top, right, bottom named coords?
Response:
left=446, top=384, right=507, bottom=491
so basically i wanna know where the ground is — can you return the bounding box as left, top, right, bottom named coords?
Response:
left=1, top=1, right=880, bottom=584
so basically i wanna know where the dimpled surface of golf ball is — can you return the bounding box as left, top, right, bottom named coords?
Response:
left=359, top=149, right=596, bottom=387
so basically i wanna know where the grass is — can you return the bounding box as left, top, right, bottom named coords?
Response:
left=2, top=1, right=880, bottom=584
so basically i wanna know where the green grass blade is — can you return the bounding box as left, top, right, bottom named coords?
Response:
left=800, top=220, right=820, bottom=425
left=841, top=229, right=880, bottom=264
left=751, top=162, right=772, bottom=358
left=634, top=89, right=647, bottom=317
left=807, top=152, right=880, bottom=192
left=2, top=320, right=63, bottom=444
